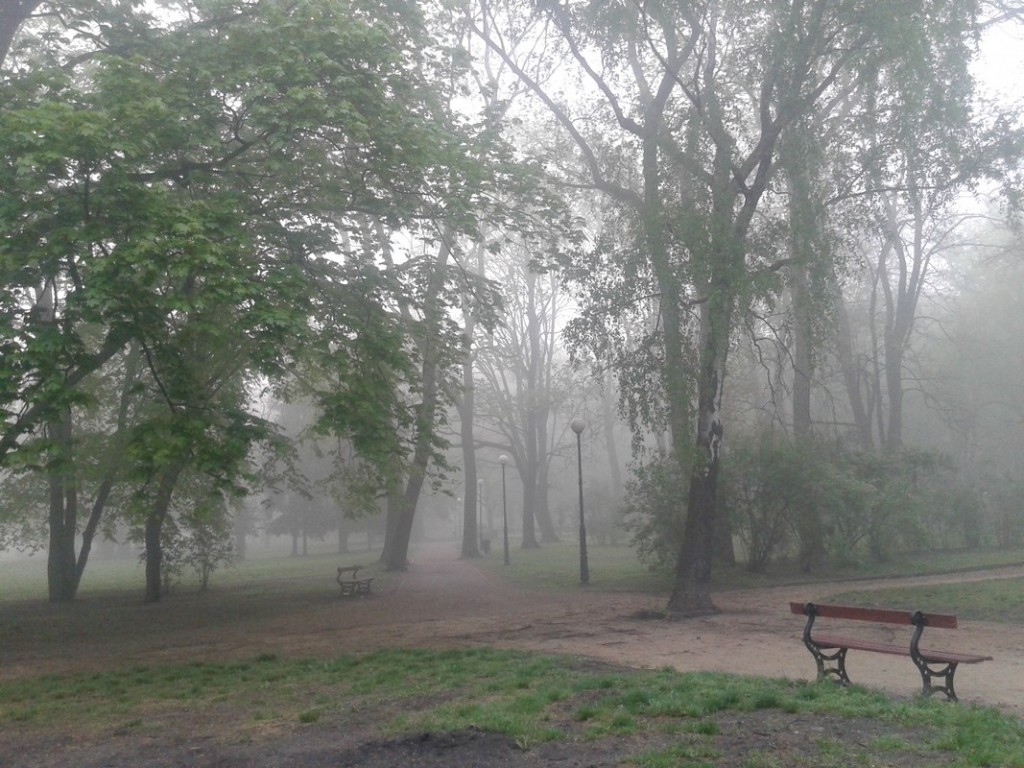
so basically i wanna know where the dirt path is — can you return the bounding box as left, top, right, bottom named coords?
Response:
left=5, top=550, right=1023, bottom=716
left=337, top=555, right=1024, bottom=715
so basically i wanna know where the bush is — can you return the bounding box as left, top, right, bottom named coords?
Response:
left=137, top=497, right=238, bottom=593
left=623, top=429, right=982, bottom=576
left=622, top=455, right=687, bottom=571
left=721, top=431, right=800, bottom=573
left=721, top=431, right=965, bottom=572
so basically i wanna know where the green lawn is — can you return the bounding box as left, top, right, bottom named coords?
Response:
left=478, top=540, right=1024, bottom=595
left=5, top=543, right=1024, bottom=765
left=825, top=578, right=1024, bottom=625
left=2, top=648, right=1022, bottom=767
left=0, top=543, right=386, bottom=603
left=6, top=537, right=1024, bottom=604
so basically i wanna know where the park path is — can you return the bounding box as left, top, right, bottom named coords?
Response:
left=4, top=547, right=1023, bottom=716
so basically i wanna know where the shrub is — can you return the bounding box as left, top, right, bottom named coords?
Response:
left=622, top=455, right=687, bottom=571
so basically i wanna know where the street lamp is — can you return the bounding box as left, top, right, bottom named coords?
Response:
left=499, top=454, right=511, bottom=566
left=571, top=418, right=589, bottom=585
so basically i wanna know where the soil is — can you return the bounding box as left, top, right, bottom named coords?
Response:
left=3, top=545, right=1023, bottom=767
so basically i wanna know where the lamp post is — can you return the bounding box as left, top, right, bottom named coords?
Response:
left=571, top=418, right=589, bottom=585
left=477, top=478, right=485, bottom=553
left=499, top=454, right=511, bottom=566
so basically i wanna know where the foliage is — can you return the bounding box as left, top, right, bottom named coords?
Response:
left=621, top=455, right=687, bottom=572
left=129, top=475, right=239, bottom=593
left=844, top=448, right=953, bottom=561
left=177, top=496, right=239, bottom=591
left=721, top=432, right=804, bottom=573
left=719, top=430, right=971, bottom=571
left=0, top=0, right=517, bottom=597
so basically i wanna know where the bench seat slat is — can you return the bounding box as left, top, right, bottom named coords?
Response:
left=813, top=634, right=991, bottom=664
left=918, top=650, right=992, bottom=665
left=812, top=634, right=908, bottom=656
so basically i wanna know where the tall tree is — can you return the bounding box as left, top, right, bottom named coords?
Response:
left=474, top=243, right=570, bottom=547
left=1, top=0, right=487, bottom=599
left=478, top=0, right=988, bottom=615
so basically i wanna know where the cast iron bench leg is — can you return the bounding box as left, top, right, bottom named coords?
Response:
left=914, top=658, right=959, bottom=702
left=808, top=644, right=851, bottom=686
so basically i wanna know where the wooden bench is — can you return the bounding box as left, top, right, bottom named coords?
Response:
left=790, top=602, right=991, bottom=701
left=337, top=565, right=373, bottom=597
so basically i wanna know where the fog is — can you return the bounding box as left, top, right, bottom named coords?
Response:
left=3, top=1, right=1024, bottom=605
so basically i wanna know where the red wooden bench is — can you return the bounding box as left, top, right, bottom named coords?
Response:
left=789, top=602, right=991, bottom=701
left=337, top=565, right=373, bottom=597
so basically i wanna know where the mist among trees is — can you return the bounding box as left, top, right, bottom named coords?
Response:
left=2, top=0, right=1024, bottom=616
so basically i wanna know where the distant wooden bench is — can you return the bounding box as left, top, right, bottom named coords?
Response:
left=337, top=565, right=373, bottom=597
left=790, top=602, right=991, bottom=701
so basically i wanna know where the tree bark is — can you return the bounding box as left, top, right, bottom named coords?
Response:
left=143, top=460, right=185, bottom=603
left=459, top=286, right=481, bottom=559
left=833, top=286, right=875, bottom=450
left=75, top=342, right=141, bottom=586
left=0, top=0, right=42, bottom=68
left=380, top=235, right=452, bottom=570
left=667, top=285, right=731, bottom=616
left=46, top=407, right=79, bottom=602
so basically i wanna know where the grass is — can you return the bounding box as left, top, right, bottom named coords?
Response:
left=5, top=534, right=1024, bottom=604
left=4, top=543, right=1024, bottom=765
left=478, top=540, right=1024, bottom=596
left=478, top=540, right=672, bottom=592
left=2, top=648, right=1023, bottom=766
left=0, top=543, right=387, bottom=603
left=826, top=577, right=1024, bottom=625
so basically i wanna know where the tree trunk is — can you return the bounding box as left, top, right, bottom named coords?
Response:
left=519, top=280, right=541, bottom=551
left=380, top=485, right=408, bottom=569
left=667, top=288, right=731, bottom=617
left=46, top=408, right=79, bottom=603
left=784, top=135, right=824, bottom=572
left=600, top=376, right=623, bottom=504
left=535, top=452, right=558, bottom=544
left=379, top=234, right=451, bottom=570
left=380, top=324, right=445, bottom=571
left=336, top=511, right=350, bottom=554
left=459, top=287, right=481, bottom=559
left=0, top=0, right=42, bottom=68
left=143, top=461, right=185, bottom=603
left=791, top=276, right=824, bottom=572
left=833, top=287, right=874, bottom=450
left=637, top=93, right=708, bottom=615
left=519, top=458, right=539, bottom=549
left=76, top=342, right=141, bottom=586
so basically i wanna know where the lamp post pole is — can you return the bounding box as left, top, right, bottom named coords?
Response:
left=477, top=478, right=484, bottom=551
left=571, top=419, right=589, bottom=585
left=499, top=454, right=510, bottom=566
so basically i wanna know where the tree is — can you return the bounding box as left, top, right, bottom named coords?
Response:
left=1, top=0, right=490, bottom=599
left=474, top=243, right=571, bottom=547
left=478, top=0, right=990, bottom=615
left=379, top=227, right=463, bottom=571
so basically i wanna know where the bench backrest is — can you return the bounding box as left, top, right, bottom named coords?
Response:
left=789, top=601, right=958, bottom=629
